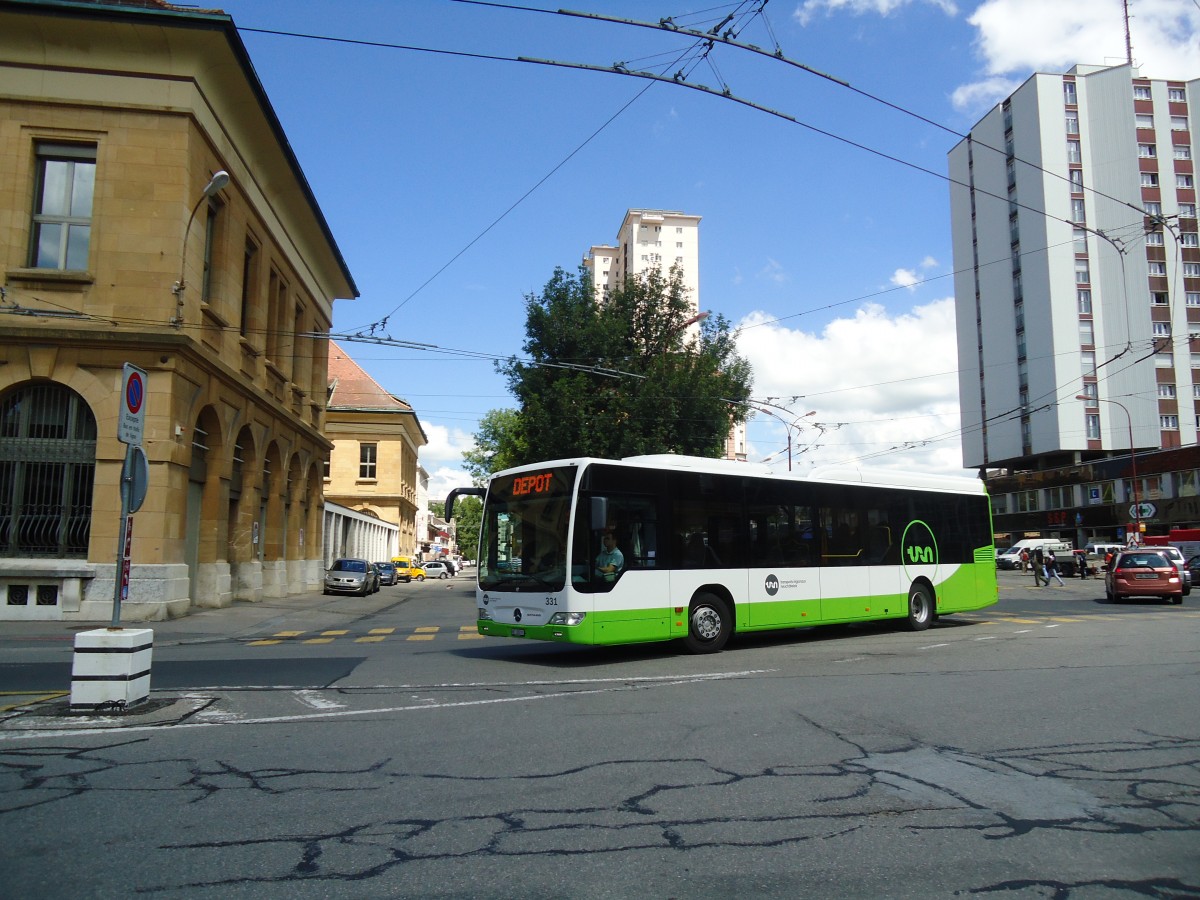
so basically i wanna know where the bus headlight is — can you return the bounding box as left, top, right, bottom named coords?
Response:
left=548, top=611, right=586, bottom=626
left=478, top=607, right=493, bottom=621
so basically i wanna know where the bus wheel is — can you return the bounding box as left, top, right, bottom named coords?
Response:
left=684, top=593, right=731, bottom=653
left=905, top=584, right=934, bottom=631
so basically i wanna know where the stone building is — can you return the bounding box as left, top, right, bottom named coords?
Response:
left=324, top=342, right=427, bottom=559
left=0, top=0, right=357, bottom=620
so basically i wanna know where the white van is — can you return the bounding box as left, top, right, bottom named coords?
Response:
left=1084, top=542, right=1124, bottom=559
left=996, top=538, right=1072, bottom=569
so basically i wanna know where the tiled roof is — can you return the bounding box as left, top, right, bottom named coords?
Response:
left=72, top=0, right=222, bottom=10
left=327, top=341, right=413, bottom=412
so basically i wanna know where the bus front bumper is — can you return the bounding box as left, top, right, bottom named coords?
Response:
left=477, top=620, right=592, bottom=643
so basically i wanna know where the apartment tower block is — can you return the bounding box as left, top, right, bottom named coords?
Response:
left=949, top=64, right=1197, bottom=476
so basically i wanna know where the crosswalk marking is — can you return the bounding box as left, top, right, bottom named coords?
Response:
left=241, top=606, right=1197, bottom=646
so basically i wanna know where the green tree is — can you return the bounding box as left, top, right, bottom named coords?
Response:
left=452, top=495, right=482, bottom=562
left=462, top=407, right=527, bottom=484
left=479, top=265, right=752, bottom=468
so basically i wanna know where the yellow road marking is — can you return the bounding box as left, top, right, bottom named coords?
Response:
left=369, top=628, right=395, bottom=635
left=1047, top=617, right=1083, bottom=622
left=355, top=636, right=387, bottom=643
left=0, top=690, right=67, bottom=712
left=321, top=630, right=349, bottom=636
left=407, top=634, right=435, bottom=641
left=248, top=639, right=284, bottom=646
left=414, top=626, right=439, bottom=633
left=303, top=637, right=335, bottom=644
left=274, top=631, right=305, bottom=637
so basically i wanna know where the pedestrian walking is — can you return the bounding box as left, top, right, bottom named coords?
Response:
left=1045, top=550, right=1066, bottom=586
left=1074, top=549, right=1089, bottom=579
left=1032, top=547, right=1048, bottom=586
left=1020, top=549, right=1030, bottom=572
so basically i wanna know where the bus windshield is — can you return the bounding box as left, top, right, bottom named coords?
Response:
left=479, top=466, right=576, bottom=591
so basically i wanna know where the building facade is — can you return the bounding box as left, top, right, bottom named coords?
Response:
left=0, top=0, right=356, bottom=620
left=325, top=342, right=426, bottom=560
left=949, top=64, right=1198, bottom=546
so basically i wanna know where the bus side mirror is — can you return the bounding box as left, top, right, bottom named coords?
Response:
left=590, top=497, right=608, bottom=532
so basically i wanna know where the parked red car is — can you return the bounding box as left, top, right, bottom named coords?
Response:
left=1104, top=550, right=1183, bottom=604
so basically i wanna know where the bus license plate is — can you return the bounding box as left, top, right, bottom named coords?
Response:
left=511, top=628, right=525, bottom=636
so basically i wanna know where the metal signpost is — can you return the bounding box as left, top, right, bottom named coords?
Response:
left=112, top=363, right=149, bottom=628
left=70, top=363, right=153, bottom=711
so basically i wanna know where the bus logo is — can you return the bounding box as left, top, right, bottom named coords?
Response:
left=764, top=574, right=780, bottom=596
left=900, top=519, right=939, bottom=582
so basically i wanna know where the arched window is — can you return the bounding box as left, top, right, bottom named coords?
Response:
left=0, top=383, right=97, bottom=556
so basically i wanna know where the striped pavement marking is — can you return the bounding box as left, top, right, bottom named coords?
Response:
left=239, top=607, right=1200, bottom=647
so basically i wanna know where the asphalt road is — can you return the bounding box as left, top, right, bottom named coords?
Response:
left=1, top=570, right=1197, bottom=898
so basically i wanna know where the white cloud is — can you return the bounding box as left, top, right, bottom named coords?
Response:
left=889, top=255, right=938, bottom=291
left=759, top=258, right=788, bottom=283
left=954, top=0, right=1200, bottom=114
left=426, top=465, right=474, bottom=509
left=417, top=421, right=477, bottom=501
left=794, top=0, right=957, bottom=26
left=736, top=298, right=967, bottom=476
left=950, top=76, right=1020, bottom=113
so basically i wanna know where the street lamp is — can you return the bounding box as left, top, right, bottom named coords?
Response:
left=1077, top=394, right=1140, bottom=542
left=171, top=170, right=230, bottom=328
left=753, top=403, right=816, bottom=471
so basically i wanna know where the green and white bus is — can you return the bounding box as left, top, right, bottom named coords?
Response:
left=449, top=454, right=997, bottom=654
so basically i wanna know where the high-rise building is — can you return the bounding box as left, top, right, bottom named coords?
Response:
left=582, top=209, right=701, bottom=310
left=949, top=64, right=1198, bottom=476
left=582, top=209, right=747, bottom=461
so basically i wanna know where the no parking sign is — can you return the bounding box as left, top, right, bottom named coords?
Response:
left=118, top=363, right=146, bottom=446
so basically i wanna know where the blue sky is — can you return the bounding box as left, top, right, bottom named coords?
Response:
left=212, top=0, right=1200, bottom=500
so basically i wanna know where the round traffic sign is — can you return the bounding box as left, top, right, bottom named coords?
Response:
left=125, top=371, right=144, bottom=414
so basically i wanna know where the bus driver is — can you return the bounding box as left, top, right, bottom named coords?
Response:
left=595, top=531, right=624, bottom=581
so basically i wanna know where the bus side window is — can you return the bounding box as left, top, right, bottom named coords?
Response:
left=590, top=495, right=658, bottom=574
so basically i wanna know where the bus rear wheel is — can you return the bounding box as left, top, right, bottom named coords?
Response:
left=683, top=593, right=731, bottom=654
left=905, top=584, right=934, bottom=631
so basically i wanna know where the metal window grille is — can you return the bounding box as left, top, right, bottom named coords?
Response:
left=0, top=384, right=96, bottom=557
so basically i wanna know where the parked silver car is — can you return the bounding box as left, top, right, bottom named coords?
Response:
left=1154, top=545, right=1191, bottom=596
left=323, top=558, right=380, bottom=596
